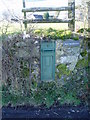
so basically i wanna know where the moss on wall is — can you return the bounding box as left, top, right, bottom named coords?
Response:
left=56, top=64, right=71, bottom=79
left=76, top=58, right=88, bottom=69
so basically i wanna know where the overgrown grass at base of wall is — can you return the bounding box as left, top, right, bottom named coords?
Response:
left=2, top=67, right=89, bottom=108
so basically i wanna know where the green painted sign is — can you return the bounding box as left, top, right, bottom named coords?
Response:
left=41, top=41, right=56, bottom=81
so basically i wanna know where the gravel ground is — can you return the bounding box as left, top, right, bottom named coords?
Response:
left=1, top=105, right=90, bottom=120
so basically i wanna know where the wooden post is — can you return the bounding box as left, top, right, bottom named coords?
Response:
left=23, top=0, right=27, bottom=29
left=87, top=1, right=90, bottom=38
left=68, top=0, right=75, bottom=32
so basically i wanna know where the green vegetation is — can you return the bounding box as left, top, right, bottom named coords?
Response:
left=76, top=58, right=88, bottom=69
left=73, top=36, right=79, bottom=40
left=0, top=21, right=88, bottom=35
left=2, top=58, right=89, bottom=107
left=33, top=28, right=80, bottom=40
left=43, top=12, right=49, bottom=20
left=0, top=22, right=24, bottom=35
left=31, top=83, right=56, bottom=108
left=77, top=28, right=84, bottom=33
left=59, top=92, right=80, bottom=105
left=80, top=50, right=87, bottom=57
left=56, top=64, right=71, bottom=79
left=3, top=77, right=86, bottom=107
left=77, top=28, right=90, bottom=33
left=34, top=29, right=41, bottom=34
left=86, top=28, right=90, bottom=32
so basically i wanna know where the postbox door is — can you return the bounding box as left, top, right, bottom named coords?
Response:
left=41, top=51, right=55, bottom=81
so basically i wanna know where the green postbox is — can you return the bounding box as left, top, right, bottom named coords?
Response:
left=41, top=41, right=56, bottom=81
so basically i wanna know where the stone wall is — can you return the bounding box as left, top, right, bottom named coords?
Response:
left=3, top=34, right=87, bottom=84
left=56, top=39, right=82, bottom=71
left=55, top=38, right=88, bottom=85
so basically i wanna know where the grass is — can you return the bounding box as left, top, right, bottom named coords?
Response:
left=32, top=23, right=68, bottom=30
left=60, top=92, right=80, bottom=105
left=2, top=80, right=82, bottom=107
left=2, top=65, right=88, bottom=107
left=0, top=21, right=88, bottom=35
left=0, top=22, right=24, bottom=35
left=0, top=22, right=68, bottom=35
